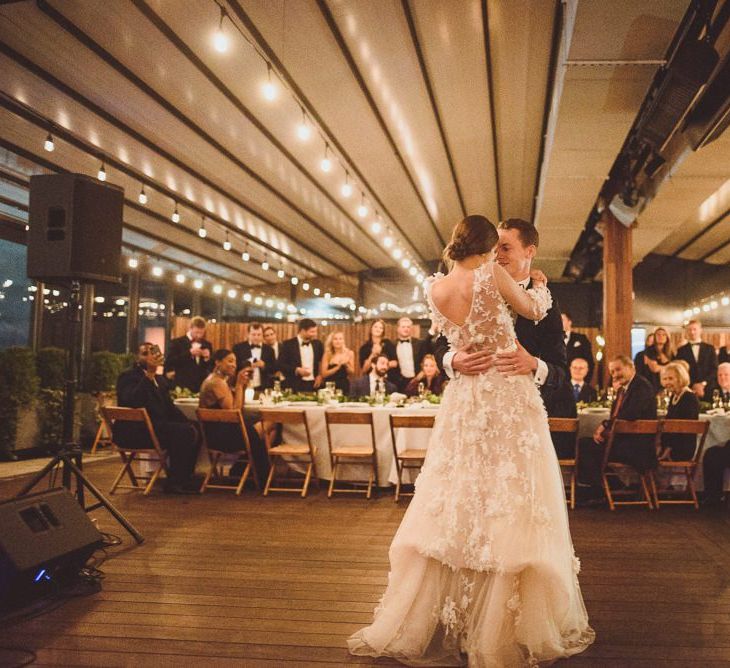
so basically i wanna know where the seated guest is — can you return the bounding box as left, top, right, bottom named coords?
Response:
left=405, top=354, right=445, bottom=397
left=199, top=349, right=269, bottom=483
left=263, top=325, right=284, bottom=385
left=232, top=322, right=275, bottom=393
left=658, top=361, right=700, bottom=461
left=702, top=365, right=730, bottom=507
left=320, top=331, right=354, bottom=394
left=164, top=315, right=213, bottom=392
left=578, top=355, right=657, bottom=493
left=359, top=319, right=396, bottom=375
left=633, top=332, right=655, bottom=378
left=350, top=354, right=397, bottom=398
left=569, top=358, right=597, bottom=404
left=562, top=311, right=594, bottom=382
left=675, top=320, right=718, bottom=399
left=706, top=362, right=730, bottom=405
left=390, top=317, right=425, bottom=392
left=116, top=343, right=200, bottom=494
left=640, top=327, right=673, bottom=393
left=279, top=318, right=324, bottom=392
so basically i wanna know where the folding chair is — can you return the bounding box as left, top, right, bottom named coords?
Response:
left=260, top=409, right=317, bottom=497
left=389, top=414, right=433, bottom=502
left=548, top=417, right=580, bottom=510
left=650, top=419, right=709, bottom=510
left=325, top=411, right=378, bottom=499
left=196, top=408, right=260, bottom=495
left=90, top=414, right=113, bottom=454
left=602, top=419, right=659, bottom=510
left=103, top=407, right=167, bottom=495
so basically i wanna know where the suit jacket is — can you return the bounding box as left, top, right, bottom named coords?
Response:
left=675, top=342, right=718, bottom=392
left=705, top=381, right=730, bottom=404
left=389, top=338, right=426, bottom=390
left=566, top=331, right=594, bottom=381
left=433, top=282, right=569, bottom=416
left=278, top=337, right=324, bottom=392
left=571, top=382, right=597, bottom=404
left=232, top=341, right=276, bottom=388
left=719, top=348, right=730, bottom=365
left=163, top=335, right=213, bottom=392
left=350, top=374, right=397, bottom=398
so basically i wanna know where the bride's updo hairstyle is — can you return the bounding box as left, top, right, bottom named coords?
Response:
left=443, top=215, right=498, bottom=263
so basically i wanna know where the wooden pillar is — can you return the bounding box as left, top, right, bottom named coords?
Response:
left=602, top=211, right=633, bottom=385
left=126, top=272, right=140, bottom=354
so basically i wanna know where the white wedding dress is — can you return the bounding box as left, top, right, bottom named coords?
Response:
left=348, top=260, right=595, bottom=667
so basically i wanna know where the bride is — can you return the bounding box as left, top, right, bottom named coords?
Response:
left=348, top=215, right=595, bottom=666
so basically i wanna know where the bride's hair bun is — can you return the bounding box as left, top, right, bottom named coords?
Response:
left=443, top=215, right=498, bottom=263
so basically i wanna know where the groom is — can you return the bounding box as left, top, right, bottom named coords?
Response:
left=434, top=218, right=573, bottom=419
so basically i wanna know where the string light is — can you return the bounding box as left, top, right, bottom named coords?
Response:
left=175, top=273, right=185, bottom=284
left=223, top=231, right=231, bottom=251
left=127, top=257, right=138, bottom=269
left=341, top=171, right=353, bottom=198
left=302, top=282, right=310, bottom=291
left=198, top=217, right=207, bottom=238
left=320, top=144, right=332, bottom=172
left=151, top=265, right=163, bottom=277
left=291, top=276, right=299, bottom=285
left=212, top=4, right=229, bottom=53
left=261, top=255, right=269, bottom=271
left=254, top=296, right=263, bottom=305
left=324, top=292, right=331, bottom=300
left=227, top=288, right=237, bottom=299
left=262, top=63, right=278, bottom=101
left=44, top=133, right=54, bottom=152
left=313, top=287, right=321, bottom=296
left=97, top=162, right=106, bottom=181
left=213, top=284, right=223, bottom=295
left=392, top=248, right=403, bottom=260
left=171, top=202, right=180, bottom=223
left=370, top=220, right=382, bottom=234
left=296, top=107, right=311, bottom=141
left=383, top=236, right=394, bottom=248
left=138, top=185, right=148, bottom=205
left=265, top=298, right=274, bottom=308
left=402, top=258, right=411, bottom=269
left=409, top=266, right=417, bottom=276
left=243, top=292, right=252, bottom=302
left=241, top=245, right=250, bottom=262
left=277, top=265, right=286, bottom=279
left=357, top=193, right=368, bottom=218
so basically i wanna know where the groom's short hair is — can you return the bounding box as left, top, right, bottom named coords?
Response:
left=499, top=219, right=539, bottom=249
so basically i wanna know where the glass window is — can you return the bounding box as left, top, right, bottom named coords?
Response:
left=0, top=239, right=32, bottom=349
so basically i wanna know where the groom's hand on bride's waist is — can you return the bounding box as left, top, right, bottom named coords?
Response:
left=451, top=349, right=496, bottom=375
left=494, top=341, right=538, bottom=377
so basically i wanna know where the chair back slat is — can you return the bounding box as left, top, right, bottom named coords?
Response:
left=325, top=411, right=373, bottom=425
left=196, top=408, right=251, bottom=456
left=660, top=419, right=709, bottom=435
left=612, top=419, right=660, bottom=435
left=548, top=417, right=579, bottom=433
left=102, top=406, right=162, bottom=453
left=259, top=409, right=306, bottom=425
left=390, top=414, right=436, bottom=429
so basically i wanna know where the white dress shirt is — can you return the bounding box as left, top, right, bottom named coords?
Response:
left=369, top=372, right=387, bottom=396
left=396, top=340, right=416, bottom=378
left=690, top=342, right=701, bottom=362
left=298, top=336, right=314, bottom=381
left=249, top=343, right=263, bottom=388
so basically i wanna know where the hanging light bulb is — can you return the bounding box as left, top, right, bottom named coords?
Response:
left=171, top=202, right=180, bottom=223
left=243, top=292, right=252, bottom=302
left=291, top=276, right=299, bottom=285
left=127, top=257, right=139, bottom=269
left=138, top=184, right=148, bottom=205
left=313, top=287, right=321, bottom=296
left=228, top=289, right=237, bottom=299
left=370, top=220, right=382, bottom=234
left=383, top=236, right=393, bottom=248
left=340, top=171, right=353, bottom=198
left=277, top=266, right=285, bottom=279
left=213, top=284, right=223, bottom=295
left=152, top=265, right=163, bottom=277
left=198, top=217, right=207, bottom=238
left=324, top=292, right=331, bottom=300
left=409, top=266, right=417, bottom=276
left=241, top=246, right=250, bottom=262
left=193, top=279, right=204, bottom=290
left=175, top=273, right=186, bottom=284
left=212, top=5, right=229, bottom=53
left=357, top=193, right=368, bottom=218
left=402, top=258, right=411, bottom=269
left=261, top=255, right=269, bottom=271
left=392, top=248, right=403, bottom=260
left=262, top=63, right=278, bottom=101
left=223, top=231, right=231, bottom=251
left=254, top=296, right=263, bottom=305
left=320, top=143, right=332, bottom=172
left=296, top=107, right=311, bottom=141
left=44, top=133, right=54, bottom=152
left=302, top=282, right=310, bottom=291
left=97, top=162, right=106, bottom=181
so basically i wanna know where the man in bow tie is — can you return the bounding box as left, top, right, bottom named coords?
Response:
left=164, top=315, right=213, bottom=392
left=562, top=311, right=594, bottom=383
left=389, top=317, right=425, bottom=392
left=675, top=320, right=718, bottom=399
left=232, top=322, right=276, bottom=394
left=702, top=363, right=730, bottom=508
left=279, top=318, right=324, bottom=392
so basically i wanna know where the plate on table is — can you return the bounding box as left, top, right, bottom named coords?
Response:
left=581, top=407, right=608, bottom=414
left=174, top=398, right=199, bottom=405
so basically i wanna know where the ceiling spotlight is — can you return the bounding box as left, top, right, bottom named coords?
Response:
left=357, top=193, right=368, bottom=218
left=370, top=221, right=382, bottom=234
left=175, top=273, right=185, bottom=284
left=171, top=202, right=180, bottom=223
left=291, top=276, right=299, bottom=285
left=302, top=282, right=310, bottom=291
left=313, top=287, right=321, bottom=296
left=97, top=162, right=106, bottom=181
left=392, top=248, right=403, bottom=260
left=262, top=63, right=278, bottom=101
left=198, top=217, right=207, bottom=238
left=227, top=289, right=237, bottom=299
left=138, top=185, right=148, bottom=205
left=44, top=133, right=54, bottom=152
left=341, top=172, right=353, bottom=198
left=127, top=257, right=139, bottom=269
left=402, top=258, right=411, bottom=269
left=277, top=267, right=286, bottom=279
left=213, top=5, right=229, bottom=53
left=152, top=265, right=163, bottom=277
left=320, top=144, right=332, bottom=172
left=383, top=236, right=393, bottom=248
left=223, top=231, right=231, bottom=251
left=213, top=284, right=223, bottom=295
left=296, top=107, right=311, bottom=141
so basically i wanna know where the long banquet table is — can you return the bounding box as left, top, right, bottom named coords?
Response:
left=173, top=400, right=730, bottom=490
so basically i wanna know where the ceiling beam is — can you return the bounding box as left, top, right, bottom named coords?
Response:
left=480, top=0, right=502, bottom=221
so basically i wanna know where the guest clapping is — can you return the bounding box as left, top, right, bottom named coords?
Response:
left=359, top=319, right=396, bottom=375
left=405, top=355, right=445, bottom=397
left=321, top=332, right=354, bottom=394
left=675, top=320, right=718, bottom=398
left=640, top=327, right=673, bottom=393
left=658, top=361, right=700, bottom=461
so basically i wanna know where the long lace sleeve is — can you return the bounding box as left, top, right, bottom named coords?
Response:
left=522, top=285, right=553, bottom=321
left=493, top=262, right=552, bottom=321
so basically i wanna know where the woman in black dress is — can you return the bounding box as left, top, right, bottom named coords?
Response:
left=320, top=331, right=354, bottom=394
left=405, top=354, right=446, bottom=397
left=659, top=361, right=700, bottom=461
left=641, top=327, right=673, bottom=393
left=359, top=319, right=396, bottom=375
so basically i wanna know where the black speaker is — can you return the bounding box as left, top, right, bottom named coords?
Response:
left=0, top=488, right=103, bottom=608
left=27, top=173, right=124, bottom=283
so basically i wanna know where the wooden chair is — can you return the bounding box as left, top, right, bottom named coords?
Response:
left=325, top=411, right=379, bottom=499
left=90, top=416, right=113, bottom=454
left=102, top=407, right=167, bottom=496
left=389, top=414, right=433, bottom=502
left=548, top=417, right=580, bottom=510
left=260, top=409, right=317, bottom=497
left=602, top=420, right=659, bottom=510
left=650, top=419, right=709, bottom=510
left=196, top=408, right=260, bottom=495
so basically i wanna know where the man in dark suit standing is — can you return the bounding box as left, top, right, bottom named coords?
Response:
left=570, top=358, right=598, bottom=404
left=116, top=342, right=200, bottom=494
left=279, top=318, right=324, bottom=392
left=263, top=325, right=284, bottom=386
left=434, top=219, right=571, bottom=418
left=164, top=315, right=213, bottom=392
left=351, top=355, right=398, bottom=398
left=675, top=320, right=718, bottom=399
left=578, top=355, right=657, bottom=492
left=390, top=317, right=425, bottom=392
left=232, top=322, right=275, bottom=393
left=562, top=311, right=594, bottom=383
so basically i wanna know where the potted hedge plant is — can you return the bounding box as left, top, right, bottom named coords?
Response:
left=0, top=347, right=40, bottom=459
left=36, top=347, right=67, bottom=453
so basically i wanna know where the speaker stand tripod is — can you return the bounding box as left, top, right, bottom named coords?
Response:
left=15, top=281, right=144, bottom=545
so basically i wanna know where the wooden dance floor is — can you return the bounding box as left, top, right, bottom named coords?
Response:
left=2, top=458, right=730, bottom=667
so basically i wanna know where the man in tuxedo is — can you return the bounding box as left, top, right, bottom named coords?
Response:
left=562, top=311, right=594, bottom=383
left=702, top=363, right=730, bottom=507
left=706, top=362, right=730, bottom=405
left=570, top=358, right=597, bottom=404
left=263, top=325, right=285, bottom=386
left=675, top=320, right=718, bottom=399
left=279, top=318, right=324, bottom=392
left=116, top=342, right=200, bottom=494
left=351, top=355, right=398, bottom=398
left=164, top=316, right=213, bottom=392
left=434, top=218, right=571, bottom=418
left=390, top=317, right=425, bottom=392
left=578, top=355, right=657, bottom=492
left=232, top=322, right=275, bottom=393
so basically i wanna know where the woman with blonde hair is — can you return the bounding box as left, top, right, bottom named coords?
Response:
left=320, top=331, right=354, bottom=394
left=659, top=361, right=700, bottom=461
